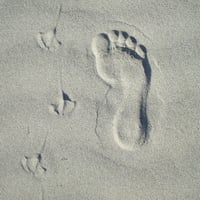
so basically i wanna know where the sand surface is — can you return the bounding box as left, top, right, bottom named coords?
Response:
left=0, top=0, right=200, bottom=199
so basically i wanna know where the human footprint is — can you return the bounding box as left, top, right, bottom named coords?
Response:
left=92, top=30, right=151, bottom=151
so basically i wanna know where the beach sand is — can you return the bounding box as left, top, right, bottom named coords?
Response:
left=0, top=0, right=200, bottom=199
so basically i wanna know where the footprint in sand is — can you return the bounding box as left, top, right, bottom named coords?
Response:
left=48, top=66, right=76, bottom=116
left=92, top=30, right=151, bottom=151
left=36, top=28, right=61, bottom=52
left=36, top=4, right=62, bottom=52
left=21, top=154, right=47, bottom=177
left=21, top=135, right=47, bottom=177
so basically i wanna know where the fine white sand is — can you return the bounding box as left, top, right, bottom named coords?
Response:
left=0, top=0, right=200, bottom=199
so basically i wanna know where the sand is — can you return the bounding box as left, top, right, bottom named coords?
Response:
left=0, top=0, right=200, bottom=199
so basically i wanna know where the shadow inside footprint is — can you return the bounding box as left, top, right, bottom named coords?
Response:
left=140, top=50, right=152, bottom=142
left=62, top=90, right=72, bottom=101
left=121, top=45, right=151, bottom=143
left=133, top=46, right=151, bottom=143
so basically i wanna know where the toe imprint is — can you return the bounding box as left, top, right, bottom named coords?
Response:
left=117, top=31, right=128, bottom=47
left=108, top=30, right=119, bottom=50
left=92, top=30, right=151, bottom=151
left=125, top=36, right=137, bottom=50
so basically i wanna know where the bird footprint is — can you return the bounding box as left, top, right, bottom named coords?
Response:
left=21, top=134, right=47, bottom=177
left=36, top=4, right=62, bottom=52
left=48, top=66, right=76, bottom=116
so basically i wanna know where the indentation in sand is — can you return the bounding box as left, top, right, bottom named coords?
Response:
left=21, top=134, right=47, bottom=177
left=36, top=4, right=62, bottom=52
left=92, top=30, right=151, bottom=151
left=49, top=66, right=76, bottom=116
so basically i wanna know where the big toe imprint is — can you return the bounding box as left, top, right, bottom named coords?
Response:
left=92, top=30, right=151, bottom=151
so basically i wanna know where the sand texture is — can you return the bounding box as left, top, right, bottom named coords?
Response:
left=0, top=0, right=200, bottom=199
